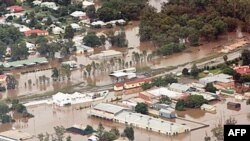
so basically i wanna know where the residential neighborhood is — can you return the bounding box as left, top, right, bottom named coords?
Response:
left=0, top=0, right=250, bottom=141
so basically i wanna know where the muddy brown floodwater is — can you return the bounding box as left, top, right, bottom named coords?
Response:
left=0, top=97, right=249, bottom=141
left=1, top=0, right=249, bottom=99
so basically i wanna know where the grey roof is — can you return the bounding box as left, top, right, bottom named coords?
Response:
left=169, top=83, right=190, bottom=92
left=199, top=74, right=233, bottom=84
left=115, top=111, right=189, bottom=133
left=94, top=103, right=126, bottom=114
left=159, top=108, right=175, bottom=114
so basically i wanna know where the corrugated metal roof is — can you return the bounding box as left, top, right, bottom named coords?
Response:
left=3, top=57, right=48, bottom=68
left=94, top=103, right=126, bottom=114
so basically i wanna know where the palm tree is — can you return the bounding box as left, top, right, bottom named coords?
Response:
left=86, top=64, right=92, bottom=76
left=143, top=50, right=147, bottom=62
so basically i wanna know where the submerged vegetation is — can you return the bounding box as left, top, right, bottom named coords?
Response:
left=140, top=0, right=250, bottom=55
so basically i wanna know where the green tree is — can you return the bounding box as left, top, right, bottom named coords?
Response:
left=61, top=64, right=71, bottom=80
left=85, top=64, right=92, bottom=76
left=175, top=100, right=185, bottom=111
left=86, top=5, right=96, bottom=19
left=85, top=125, right=94, bottom=134
left=185, top=95, right=208, bottom=108
left=223, top=55, right=228, bottom=64
left=96, top=123, right=105, bottom=141
left=205, top=83, right=217, bottom=93
left=102, top=131, right=117, bottom=141
left=190, top=64, right=199, bottom=78
left=83, top=32, right=101, bottom=47
left=135, top=102, right=148, bottom=114
left=123, top=126, right=134, bottom=141
left=66, top=136, right=71, bottom=141
left=38, top=133, right=44, bottom=141
left=241, top=49, right=250, bottom=65
left=141, top=82, right=152, bottom=90
left=11, top=42, right=29, bottom=60
left=0, top=25, right=23, bottom=45
left=64, top=26, right=75, bottom=39
left=54, top=126, right=65, bottom=141
left=110, top=127, right=120, bottom=138
left=222, top=67, right=235, bottom=75
left=159, top=96, right=171, bottom=104
left=200, top=24, right=216, bottom=41
left=0, top=101, right=9, bottom=115
left=182, top=68, right=189, bottom=75
left=52, top=68, right=60, bottom=81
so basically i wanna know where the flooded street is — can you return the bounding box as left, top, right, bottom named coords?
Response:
left=0, top=97, right=248, bottom=141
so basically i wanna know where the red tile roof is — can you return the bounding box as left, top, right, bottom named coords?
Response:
left=234, top=66, right=250, bottom=75
left=0, top=74, right=6, bottom=80
left=125, top=78, right=151, bottom=85
left=8, top=5, right=24, bottom=13
left=24, top=29, right=48, bottom=36
left=115, top=83, right=124, bottom=87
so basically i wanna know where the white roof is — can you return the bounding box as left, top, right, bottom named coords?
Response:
left=110, top=72, right=128, bottom=77
left=90, top=50, right=122, bottom=59
left=169, top=83, right=190, bottom=92
left=147, top=87, right=184, bottom=99
left=71, top=23, right=81, bottom=29
left=199, top=74, right=233, bottom=85
left=159, top=108, right=175, bottom=114
left=26, top=42, right=35, bottom=49
left=70, top=11, right=86, bottom=17
left=32, top=0, right=42, bottom=5
left=115, top=111, right=190, bottom=134
left=82, top=1, right=94, bottom=6
left=94, top=103, right=126, bottom=114
left=52, top=26, right=64, bottom=34
left=0, top=130, right=32, bottom=140
left=106, top=19, right=126, bottom=24
left=53, top=92, right=70, bottom=101
left=91, top=21, right=106, bottom=26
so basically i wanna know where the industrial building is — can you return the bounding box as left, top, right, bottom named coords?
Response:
left=159, top=108, right=176, bottom=119
left=88, top=103, right=190, bottom=136
left=53, top=90, right=108, bottom=106
left=138, top=87, right=187, bottom=105
left=89, top=50, right=123, bottom=60
left=115, top=111, right=189, bottom=135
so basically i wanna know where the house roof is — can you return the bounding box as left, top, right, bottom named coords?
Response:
left=24, top=29, right=48, bottom=36
left=199, top=74, right=233, bottom=84
left=125, top=78, right=151, bottom=85
left=234, top=66, right=250, bottom=75
left=0, top=74, right=6, bottom=80
left=159, top=108, right=175, bottom=114
left=169, top=83, right=190, bottom=92
left=115, top=83, right=124, bottom=87
left=7, top=5, right=24, bottom=13
left=82, top=1, right=95, bottom=6
left=70, top=11, right=86, bottom=17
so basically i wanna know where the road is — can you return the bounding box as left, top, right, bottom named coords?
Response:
left=155, top=46, right=249, bottom=78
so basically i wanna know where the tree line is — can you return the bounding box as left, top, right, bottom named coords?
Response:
left=139, top=0, right=250, bottom=55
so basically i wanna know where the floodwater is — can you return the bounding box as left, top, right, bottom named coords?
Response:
left=1, top=0, right=249, bottom=99
left=0, top=97, right=249, bottom=141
